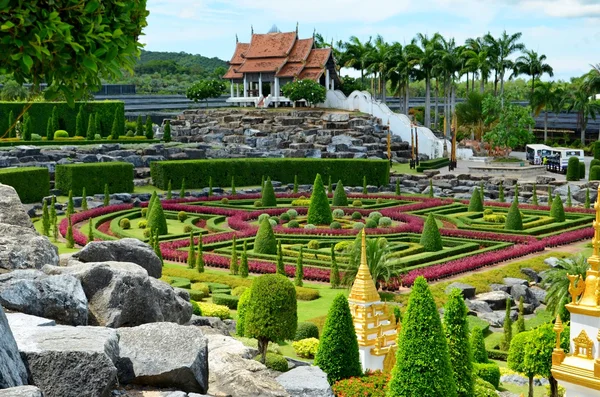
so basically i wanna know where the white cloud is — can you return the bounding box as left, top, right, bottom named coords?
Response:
left=515, top=0, right=600, bottom=18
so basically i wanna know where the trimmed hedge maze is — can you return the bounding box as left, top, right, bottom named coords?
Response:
left=59, top=192, right=595, bottom=289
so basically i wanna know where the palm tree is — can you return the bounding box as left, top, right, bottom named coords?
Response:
left=366, top=35, right=392, bottom=103
left=464, top=37, right=491, bottom=94
left=456, top=91, right=485, bottom=140
left=342, top=235, right=399, bottom=289
left=584, top=63, right=600, bottom=95
left=343, top=36, right=372, bottom=86
left=512, top=49, right=554, bottom=106
left=486, top=31, right=525, bottom=105
left=532, top=81, right=556, bottom=143
left=568, top=84, right=600, bottom=143
left=437, top=36, right=462, bottom=138
left=542, top=255, right=589, bottom=319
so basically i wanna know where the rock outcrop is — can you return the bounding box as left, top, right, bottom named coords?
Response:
left=276, top=366, right=333, bottom=397
left=0, top=305, right=28, bottom=389
left=0, top=386, right=43, bottom=397
left=0, top=184, right=35, bottom=229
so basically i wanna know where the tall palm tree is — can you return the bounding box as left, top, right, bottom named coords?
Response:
left=342, top=235, right=399, bottom=289
left=568, top=83, right=600, bottom=143
left=542, top=255, right=588, bottom=319
left=532, top=81, right=556, bottom=143
left=486, top=31, right=525, bottom=105
left=437, top=36, right=462, bottom=138
left=343, top=36, right=372, bottom=86
left=464, top=37, right=491, bottom=93
left=366, top=35, right=392, bottom=103
left=584, top=63, right=600, bottom=95
left=512, top=49, right=554, bottom=106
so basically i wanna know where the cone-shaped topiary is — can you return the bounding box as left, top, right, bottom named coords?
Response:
left=362, top=175, right=367, bottom=194
left=240, top=240, right=249, bottom=278
left=550, top=195, right=566, bottom=222
left=87, top=217, right=94, bottom=244
left=328, top=175, right=333, bottom=195
left=196, top=236, right=204, bottom=273
left=548, top=185, right=553, bottom=203
left=51, top=106, right=59, bottom=133
left=42, top=200, right=50, bottom=236
left=22, top=113, right=31, bottom=141
left=65, top=216, right=74, bottom=249
left=167, top=180, right=172, bottom=199
left=428, top=179, right=434, bottom=198
left=66, top=190, right=74, bottom=216
left=498, top=181, right=505, bottom=202
left=230, top=235, right=239, bottom=275
left=261, top=177, right=277, bottom=207
left=307, top=174, right=333, bottom=225
left=388, top=276, right=457, bottom=397
left=276, top=240, right=285, bottom=275
left=254, top=218, right=277, bottom=255
left=505, top=199, right=523, bottom=231
left=103, top=183, right=110, bottom=206
left=314, top=294, right=362, bottom=384
left=585, top=188, right=591, bottom=209
left=330, top=245, right=340, bottom=288
left=566, top=156, right=580, bottom=181
left=163, top=120, right=171, bottom=142
left=293, top=175, right=298, bottom=194
left=145, top=115, right=153, bottom=139
left=479, top=182, right=484, bottom=202
left=468, top=188, right=484, bottom=212
left=471, top=326, right=488, bottom=363
left=86, top=114, right=95, bottom=140
left=443, top=289, right=474, bottom=397
left=295, top=247, right=303, bottom=287
left=516, top=296, right=525, bottom=334
left=332, top=180, right=348, bottom=206
left=46, top=118, right=53, bottom=141
left=231, top=176, right=236, bottom=196
left=136, top=115, right=144, bottom=136
left=208, top=176, right=213, bottom=197
left=187, top=232, right=195, bottom=268
left=7, top=110, right=14, bottom=138
left=147, top=191, right=157, bottom=218
left=147, top=196, right=169, bottom=235
left=514, top=184, right=519, bottom=204
left=94, top=113, right=102, bottom=137
left=179, top=178, right=186, bottom=198
left=420, top=214, right=443, bottom=252
left=111, top=111, right=119, bottom=140
left=531, top=183, right=538, bottom=206
left=395, top=178, right=400, bottom=196
left=500, top=298, right=513, bottom=350
left=566, top=186, right=572, bottom=207
left=81, top=187, right=88, bottom=211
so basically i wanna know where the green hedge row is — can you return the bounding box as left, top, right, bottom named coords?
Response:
left=0, top=138, right=159, bottom=147
left=212, top=293, right=239, bottom=309
left=0, top=167, right=49, bottom=203
left=150, top=159, right=390, bottom=189
left=0, top=101, right=124, bottom=138
left=416, top=157, right=450, bottom=172
left=55, top=162, right=134, bottom=196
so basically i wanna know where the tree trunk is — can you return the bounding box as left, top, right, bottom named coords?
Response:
left=466, top=73, right=469, bottom=93
left=544, top=110, right=548, bottom=143
left=493, top=70, right=498, bottom=95
left=480, top=73, right=485, bottom=93
left=361, top=69, right=364, bottom=86
left=549, top=376, right=558, bottom=397
left=434, top=80, right=439, bottom=129
left=404, top=79, right=410, bottom=117
left=382, top=74, right=386, bottom=104
left=528, top=375, right=534, bottom=397
left=258, top=338, right=268, bottom=364
left=500, top=70, right=505, bottom=107
left=425, top=74, right=431, bottom=128
left=581, top=113, right=586, bottom=144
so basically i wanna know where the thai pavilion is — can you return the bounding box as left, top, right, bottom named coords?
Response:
left=223, top=26, right=339, bottom=107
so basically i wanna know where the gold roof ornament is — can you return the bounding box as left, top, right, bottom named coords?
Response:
left=348, top=230, right=380, bottom=304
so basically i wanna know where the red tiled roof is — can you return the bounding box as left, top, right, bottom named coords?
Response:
left=236, top=58, right=287, bottom=73
left=223, top=65, right=243, bottom=80
left=243, top=32, right=297, bottom=59
left=305, top=48, right=331, bottom=68
left=288, top=38, right=313, bottom=62
left=276, top=62, right=304, bottom=78
left=230, top=42, right=250, bottom=64
left=298, top=68, right=324, bottom=81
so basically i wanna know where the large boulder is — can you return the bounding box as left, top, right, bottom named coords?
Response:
left=0, top=223, right=58, bottom=271
left=10, top=322, right=119, bottom=397
left=503, top=278, right=529, bottom=287
left=530, top=286, right=547, bottom=304
left=187, top=315, right=231, bottom=336
left=520, top=268, right=542, bottom=283
left=510, top=285, right=539, bottom=307
left=116, top=323, right=208, bottom=393
left=0, top=305, right=28, bottom=388
left=276, top=366, right=333, bottom=397
left=445, top=282, right=476, bottom=299
left=0, top=270, right=87, bottom=326
left=73, top=239, right=162, bottom=278
left=205, top=334, right=288, bottom=397
left=0, top=184, right=34, bottom=229
left=42, top=261, right=191, bottom=327
left=473, top=291, right=512, bottom=310
left=0, top=386, right=43, bottom=397
left=465, top=299, right=493, bottom=313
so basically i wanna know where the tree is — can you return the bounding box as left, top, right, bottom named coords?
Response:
left=511, top=50, right=553, bottom=107
left=420, top=214, right=443, bottom=252
left=66, top=190, right=74, bottom=216
left=95, top=112, right=102, bottom=137
left=276, top=240, right=285, bottom=276
left=145, top=115, right=153, bottom=139
left=180, top=178, right=186, bottom=198
left=22, top=113, right=31, bottom=141
left=86, top=114, right=95, bottom=140
left=231, top=176, right=236, bottom=196
left=498, top=181, right=505, bottom=202
left=531, top=183, right=538, bottom=206
left=585, top=188, right=591, bottom=209
left=548, top=185, right=553, bottom=203
left=343, top=35, right=372, bottom=86
left=566, top=157, right=581, bottom=181
left=471, top=326, right=488, bottom=363
left=41, top=200, right=50, bottom=236
left=7, top=110, right=14, bottom=138
left=187, top=232, right=195, bottom=268
left=230, top=235, right=239, bottom=275
left=163, top=120, right=171, bottom=142
left=147, top=191, right=157, bottom=217
left=46, top=118, right=53, bottom=141
left=395, top=179, right=400, bottom=196
left=166, top=180, right=172, bottom=200
left=236, top=288, right=251, bottom=337
left=208, top=176, right=213, bottom=197
left=485, top=31, right=525, bottom=105
left=532, top=81, right=561, bottom=142
left=483, top=94, right=534, bottom=153
left=443, top=289, right=474, bottom=397
left=245, top=274, right=297, bottom=363
left=261, top=177, right=277, bottom=207
left=307, top=174, right=333, bottom=225
left=293, top=175, right=298, bottom=194
left=327, top=175, right=333, bottom=195
left=568, top=83, right=600, bottom=144
left=147, top=196, right=168, bottom=235
left=343, top=232, right=398, bottom=288
left=505, top=199, right=523, bottom=230
left=186, top=79, right=226, bottom=107
left=314, top=294, right=362, bottom=384
left=550, top=195, right=565, bottom=222
left=195, top=235, right=204, bottom=273
left=500, top=298, right=513, bottom=351
left=516, top=296, right=525, bottom=334
left=428, top=179, right=434, bottom=197
left=542, top=255, right=588, bottom=319
left=51, top=106, right=59, bottom=133
left=103, top=183, right=110, bottom=206
left=332, top=180, right=348, bottom=206
left=362, top=175, right=368, bottom=194
left=330, top=246, right=341, bottom=288
left=365, top=35, right=392, bottom=103
left=136, top=115, right=144, bottom=136
left=455, top=91, right=487, bottom=140
left=388, top=276, right=457, bottom=397
left=468, top=187, right=484, bottom=212
left=294, top=247, right=304, bottom=287
left=75, top=107, right=84, bottom=137
left=281, top=79, right=326, bottom=106
left=254, top=218, right=277, bottom=255
left=65, top=215, right=74, bottom=248
left=0, top=1, right=149, bottom=103
left=110, top=111, right=119, bottom=140
left=567, top=186, right=572, bottom=208
left=239, top=240, right=249, bottom=278
left=87, top=217, right=94, bottom=244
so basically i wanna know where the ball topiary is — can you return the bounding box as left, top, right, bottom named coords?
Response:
left=307, top=240, right=320, bottom=249
left=261, top=177, right=277, bottom=207
left=504, top=199, right=523, bottom=231
left=287, top=209, right=298, bottom=219
left=550, top=195, right=566, bottom=222
left=294, top=321, right=319, bottom=341
left=254, top=200, right=263, bottom=207
left=255, top=353, right=289, bottom=372
left=177, top=211, right=187, bottom=222
left=378, top=216, right=392, bottom=227
left=351, top=211, right=362, bottom=220
left=368, top=211, right=382, bottom=219
left=332, top=209, right=345, bottom=219
left=221, top=197, right=229, bottom=204
left=268, top=219, right=277, bottom=227
left=270, top=216, right=280, bottom=224
left=137, top=220, right=147, bottom=229
left=352, top=200, right=363, bottom=207
left=330, top=221, right=341, bottom=230
left=420, top=214, right=442, bottom=252
left=183, top=225, right=193, bottom=233
left=352, top=222, right=364, bottom=230
left=365, top=218, right=377, bottom=228
left=566, top=156, right=581, bottom=181
left=483, top=208, right=493, bottom=216
left=304, top=224, right=316, bottom=230
left=280, top=213, right=290, bottom=222
left=53, top=130, right=69, bottom=139
left=119, top=218, right=130, bottom=229
left=258, top=213, right=270, bottom=222
left=288, top=220, right=300, bottom=228
left=332, top=180, right=348, bottom=206
left=307, top=174, right=333, bottom=225
left=254, top=218, right=277, bottom=255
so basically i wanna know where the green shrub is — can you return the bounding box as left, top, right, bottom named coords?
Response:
left=473, top=377, right=497, bottom=397
left=53, top=130, right=69, bottom=139
left=307, top=174, right=333, bottom=225
left=231, top=286, right=248, bottom=297
left=183, top=225, right=192, bottom=233
left=420, top=214, right=442, bottom=252
left=472, top=363, right=500, bottom=389
left=288, top=220, right=300, bottom=228
left=190, top=300, right=202, bottom=316
left=255, top=352, right=289, bottom=372
left=334, top=241, right=351, bottom=252
left=206, top=282, right=230, bottom=292
left=352, top=222, right=364, bottom=230
left=30, top=133, right=42, bottom=141
left=307, top=240, right=320, bottom=249
left=188, top=290, right=206, bottom=301
left=191, top=282, right=210, bottom=298
left=332, top=180, right=348, bottom=206
left=352, top=200, right=363, bottom=207
left=55, top=162, right=134, bottom=196
left=258, top=214, right=270, bottom=222
left=504, top=200, right=523, bottom=231
left=295, top=286, right=320, bottom=301
left=351, top=211, right=362, bottom=220
left=483, top=209, right=493, bottom=215
left=119, top=218, right=131, bottom=229
left=579, top=161, right=586, bottom=180
left=590, top=165, right=600, bottom=181
left=379, top=217, right=392, bottom=227
left=550, top=195, right=566, bottom=222
left=443, top=289, right=474, bottom=396
left=365, top=218, right=378, bottom=228
left=594, top=141, right=600, bottom=160
left=304, top=223, right=316, bottom=229
left=287, top=209, right=298, bottom=219
left=270, top=216, right=279, bottom=224
left=468, top=188, right=484, bottom=212
left=471, top=327, right=489, bottom=363
left=254, top=218, right=277, bottom=254
left=137, top=220, right=147, bottom=229
left=147, top=198, right=168, bottom=235
left=280, top=213, right=290, bottom=222
left=143, top=228, right=151, bottom=238
left=0, top=167, right=49, bottom=203
left=295, top=322, right=320, bottom=341
left=292, top=338, right=319, bottom=359
left=368, top=211, right=382, bottom=220
left=212, top=293, right=240, bottom=309
left=178, top=211, right=188, bottom=222
left=253, top=200, right=263, bottom=207
left=220, top=197, right=229, bottom=204
left=416, top=157, right=450, bottom=172
left=197, top=302, right=231, bottom=320
left=236, top=288, right=252, bottom=336
left=566, top=156, right=580, bottom=181
left=330, top=221, right=341, bottom=229
left=332, top=371, right=390, bottom=397
left=332, top=209, right=345, bottom=219
left=261, top=177, right=277, bottom=206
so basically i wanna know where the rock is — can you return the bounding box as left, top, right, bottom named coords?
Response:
left=0, top=223, right=59, bottom=271
left=478, top=311, right=506, bottom=327
left=42, top=261, right=191, bottom=327
left=511, top=285, right=539, bottom=306
left=445, top=282, right=476, bottom=299
left=503, top=277, right=529, bottom=287
left=0, top=184, right=34, bottom=229
left=500, top=374, right=528, bottom=386
left=276, top=366, right=333, bottom=397
left=0, top=386, right=43, bottom=397
left=6, top=313, right=56, bottom=328
left=520, top=267, right=541, bottom=283
left=116, top=323, right=208, bottom=393
left=544, top=257, right=561, bottom=267
left=187, top=315, right=231, bottom=336
left=0, top=305, right=28, bottom=388
left=490, top=284, right=511, bottom=293
left=465, top=299, right=493, bottom=313
left=73, top=238, right=162, bottom=278
left=0, top=270, right=88, bottom=325
left=473, top=291, right=512, bottom=310
left=205, top=333, right=288, bottom=397
left=322, top=113, right=349, bottom=122
left=11, top=323, right=119, bottom=397
left=530, top=286, right=547, bottom=304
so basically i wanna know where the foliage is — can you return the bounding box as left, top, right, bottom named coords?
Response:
left=343, top=233, right=396, bottom=288
left=212, top=293, right=240, bottom=309
left=236, top=288, right=252, bottom=337
left=332, top=370, right=390, bottom=397
left=482, top=95, right=534, bottom=152
left=504, top=200, right=523, bottom=230
left=281, top=79, right=326, bottom=105
left=245, top=274, right=297, bottom=363
left=119, top=218, right=130, bottom=229
left=472, top=363, right=500, bottom=389
left=420, top=214, right=443, bottom=251
left=145, top=115, right=153, bottom=139
left=196, top=302, right=230, bottom=320
left=550, top=195, right=566, bottom=222
left=0, top=167, right=49, bottom=203
left=471, top=327, right=489, bottom=363
left=428, top=179, right=434, bottom=198
left=388, top=276, right=457, bottom=397
left=230, top=235, right=239, bottom=275
left=255, top=352, right=289, bottom=372
left=314, top=294, right=362, bottom=384
left=147, top=197, right=168, bottom=235
left=163, top=120, right=171, bottom=142
left=254, top=218, right=277, bottom=255
left=239, top=240, right=249, bottom=278
left=54, top=130, right=69, bottom=139
left=295, top=322, right=320, bottom=341
left=261, top=177, right=277, bottom=207
left=332, top=180, right=348, bottom=206
left=330, top=246, right=341, bottom=288
left=292, top=338, right=319, bottom=359
left=516, top=296, right=526, bottom=334
left=542, top=254, right=588, bottom=318
left=566, top=157, right=581, bottom=181
left=55, top=162, right=134, bottom=196
left=307, top=174, right=333, bottom=225
left=500, top=298, right=513, bottom=351
left=468, top=188, right=484, bottom=212
left=186, top=79, right=226, bottom=104
left=295, top=247, right=304, bottom=286
left=473, top=377, right=497, bottom=397
left=590, top=165, right=600, bottom=181
left=498, top=182, right=505, bottom=202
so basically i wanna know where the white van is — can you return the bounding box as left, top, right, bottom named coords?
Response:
left=546, top=148, right=584, bottom=173
left=525, top=144, right=552, bottom=165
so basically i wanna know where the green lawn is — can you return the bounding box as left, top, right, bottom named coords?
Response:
left=391, top=162, right=420, bottom=175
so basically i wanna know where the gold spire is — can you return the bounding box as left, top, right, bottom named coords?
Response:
left=348, top=230, right=380, bottom=303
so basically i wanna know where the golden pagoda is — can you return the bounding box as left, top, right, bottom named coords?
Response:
left=551, top=185, right=600, bottom=396
left=348, top=230, right=398, bottom=372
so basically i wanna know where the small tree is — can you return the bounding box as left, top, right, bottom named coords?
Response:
left=147, top=196, right=169, bottom=235
left=136, top=115, right=144, bottom=136
left=167, top=180, right=172, bottom=199
left=293, top=175, right=298, bottom=194
left=245, top=274, right=297, bottom=363
left=508, top=331, right=534, bottom=396
left=420, top=214, right=443, bottom=252
left=500, top=298, right=513, bottom=351
left=498, top=181, right=505, bottom=202
left=208, top=176, right=213, bottom=197
left=49, top=195, right=57, bottom=226
left=443, top=289, right=474, bottom=397
left=81, top=187, right=88, bottom=211
left=548, top=185, right=553, bottom=203
left=152, top=229, right=164, bottom=265
left=51, top=105, right=59, bottom=133
left=179, top=178, right=186, bottom=198
left=186, top=79, right=227, bottom=107
left=41, top=200, right=50, bottom=236
left=362, top=175, right=367, bottom=194
left=395, top=178, right=401, bottom=196
left=230, top=235, right=239, bottom=275
left=66, top=190, right=74, bottom=216
left=479, top=181, right=485, bottom=202
left=330, top=245, right=340, bottom=288
left=294, top=247, right=304, bottom=287
left=75, top=107, right=84, bottom=137
left=145, top=115, right=153, bottom=139
left=428, top=179, right=434, bottom=198
left=86, top=114, right=95, bottom=140
left=103, top=183, right=110, bottom=206
left=231, top=176, right=236, bottom=196
left=276, top=240, right=285, bottom=276
left=240, top=240, right=249, bottom=278
left=87, top=217, right=94, bottom=244
left=261, top=177, right=277, bottom=207
left=314, top=294, right=362, bottom=384
left=332, top=180, right=348, bottom=206
left=163, top=120, right=171, bottom=142
left=505, top=199, right=523, bottom=230
left=531, top=183, right=538, bottom=206
left=46, top=117, right=53, bottom=141
left=516, top=296, right=525, bottom=334
left=236, top=288, right=251, bottom=337
left=7, top=110, right=14, bottom=138
left=22, top=113, right=31, bottom=140
left=566, top=186, right=572, bottom=208
left=327, top=175, right=333, bottom=195
left=196, top=236, right=204, bottom=273
left=585, top=187, right=591, bottom=209
left=187, top=232, right=195, bottom=268
left=468, top=187, right=484, bottom=212
left=388, top=276, right=457, bottom=397
left=281, top=79, right=326, bottom=106
left=254, top=218, right=277, bottom=255
left=110, top=111, right=119, bottom=140
left=65, top=216, right=74, bottom=249
left=307, top=174, right=333, bottom=225
left=147, top=191, right=157, bottom=217
left=470, top=327, right=488, bottom=363
left=95, top=112, right=102, bottom=137
left=550, top=195, right=565, bottom=222
left=566, top=156, right=580, bottom=181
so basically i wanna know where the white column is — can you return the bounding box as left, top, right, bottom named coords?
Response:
left=258, top=73, right=263, bottom=97
left=331, top=77, right=335, bottom=91
left=274, top=77, right=279, bottom=108
left=243, top=75, right=247, bottom=97
left=236, top=83, right=240, bottom=97
left=325, top=69, right=330, bottom=91
left=230, top=79, right=234, bottom=98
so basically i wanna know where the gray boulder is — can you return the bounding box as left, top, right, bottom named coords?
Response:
left=503, top=277, right=529, bottom=287
left=520, top=267, right=542, bottom=283
left=543, top=257, right=561, bottom=268
left=0, top=386, right=43, bottom=397
left=0, top=270, right=87, bottom=326
left=511, top=285, right=539, bottom=307
left=490, top=284, right=511, bottom=293
left=445, top=282, right=476, bottom=299
left=187, top=315, right=231, bottom=336
left=276, top=366, right=333, bottom=397
left=42, top=261, right=191, bottom=327
left=6, top=313, right=56, bottom=328
left=0, top=223, right=58, bottom=271
left=530, top=286, right=548, bottom=304
left=0, top=305, right=28, bottom=388
left=116, top=322, right=208, bottom=393
left=0, top=184, right=34, bottom=229
left=465, top=299, right=493, bottom=313
left=473, top=291, right=512, bottom=310
left=478, top=311, right=506, bottom=327
left=73, top=238, right=162, bottom=278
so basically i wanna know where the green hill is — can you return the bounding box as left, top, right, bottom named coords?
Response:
left=135, top=50, right=227, bottom=76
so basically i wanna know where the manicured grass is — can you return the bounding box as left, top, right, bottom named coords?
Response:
left=391, top=162, right=420, bottom=175
left=32, top=216, right=80, bottom=255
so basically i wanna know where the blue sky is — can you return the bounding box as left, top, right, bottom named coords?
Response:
left=142, top=0, right=600, bottom=81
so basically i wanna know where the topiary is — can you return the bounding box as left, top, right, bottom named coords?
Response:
left=330, top=221, right=341, bottom=230
left=590, top=165, right=600, bottom=181
left=351, top=211, right=362, bottom=220
left=332, top=208, right=345, bottom=219
left=245, top=274, right=297, bottom=363
left=365, top=218, right=377, bottom=228
left=287, top=209, right=298, bottom=219
left=183, top=225, right=192, bottom=233
left=54, top=130, right=69, bottom=139
left=579, top=161, right=586, bottom=180
left=221, top=197, right=229, bottom=204
left=420, top=214, right=442, bottom=252
left=295, top=322, right=319, bottom=341
left=594, top=141, right=600, bottom=160
left=254, top=200, right=262, bottom=207
left=288, top=220, right=300, bottom=228
left=498, top=181, right=505, bottom=202
left=504, top=199, right=523, bottom=231
left=314, top=294, right=362, bottom=384
left=178, top=211, right=188, bottom=222
left=270, top=216, right=280, bottom=224
left=254, top=218, right=277, bottom=255
left=147, top=196, right=169, bottom=235
left=307, top=240, right=320, bottom=249
left=190, top=300, right=202, bottom=316
left=378, top=217, right=392, bottom=227
left=352, top=200, right=363, bottom=207
left=280, top=213, right=290, bottom=222
left=471, top=327, right=489, bottom=364
left=119, top=218, right=131, bottom=229
left=330, top=246, right=341, bottom=288
left=255, top=352, right=289, bottom=372
left=473, top=377, right=497, bottom=397
left=307, top=174, right=333, bottom=225
left=236, top=288, right=252, bottom=336
left=258, top=213, right=270, bottom=222
left=387, top=276, right=457, bottom=396
left=261, top=177, right=277, bottom=207
left=550, top=195, right=566, bottom=222
left=292, top=338, right=319, bottom=359
left=232, top=286, right=248, bottom=297
left=472, top=363, right=500, bottom=389
left=332, top=180, right=348, bottom=206
left=468, top=188, right=484, bottom=212
left=566, top=156, right=580, bottom=181
left=352, top=222, right=364, bottom=230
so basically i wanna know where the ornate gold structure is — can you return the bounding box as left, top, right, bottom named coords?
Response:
left=552, top=315, right=566, bottom=366
left=574, top=330, right=594, bottom=359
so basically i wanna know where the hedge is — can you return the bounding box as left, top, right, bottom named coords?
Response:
left=55, top=162, right=134, bottom=196
left=0, top=101, right=124, bottom=138
left=212, top=293, right=240, bottom=309
left=472, top=362, right=500, bottom=389
left=416, top=157, right=450, bottom=172
left=0, top=167, right=49, bottom=203
left=150, top=159, right=390, bottom=189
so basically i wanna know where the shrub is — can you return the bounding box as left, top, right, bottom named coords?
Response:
left=292, top=338, right=319, bottom=359
left=365, top=218, right=378, bottom=228
left=53, top=130, right=69, bottom=139
left=304, top=224, right=316, bottom=230
left=221, top=197, right=229, bottom=204
left=295, top=322, right=320, bottom=341
left=30, top=133, right=42, bottom=141
left=330, top=221, right=341, bottom=229
left=255, top=352, right=289, bottom=372
left=379, top=217, right=392, bottom=227
left=472, top=363, right=500, bottom=389
left=231, top=286, right=248, bottom=297
left=280, top=213, right=290, bottom=222
left=258, top=213, right=270, bottom=222
left=420, top=214, right=442, bottom=252
left=270, top=216, right=280, bottom=224
left=332, top=208, right=345, bottom=219
left=352, top=200, right=363, bottom=207
left=351, top=211, right=362, bottom=220
left=183, top=225, right=192, bottom=233
left=590, top=165, right=600, bottom=181
left=307, top=174, right=333, bottom=225
left=281, top=78, right=326, bottom=106
left=0, top=167, right=49, bottom=204
left=369, top=211, right=382, bottom=219
left=566, top=156, right=581, bottom=181
left=254, top=218, right=277, bottom=254
left=468, top=188, right=484, bottom=212
left=550, top=195, right=566, bottom=222
left=314, top=294, right=362, bottom=384
left=137, top=220, right=147, bottom=229
left=119, top=218, right=131, bottom=229
left=143, top=228, right=151, bottom=238
left=190, top=300, right=202, bottom=316
left=295, top=286, right=320, bottom=301
left=236, top=288, right=252, bottom=336
left=55, top=162, right=134, bottom=196
left=579, top=161, right=586, bottom=180
left=483, top=213, right=506, bottom=223
left=178, top=211, right=188, bottom=222
left=253, top=200, right=263, bottom=207
left=483, top=209, right=493, bottom=215
left=291, top=198, right=312, bottom=206
left=471, top=327, right=489, bottom=363
left=504, top=200, right=523, bottom=231
left=332, top=371, right=390, bottom=397
left=191, top=282, right=210, bottom=298
left=288, top=220, right=300, bottom=228
left=335, top=241, right=351, bottom=252
left=261, top=177, right=277, bottom=207
left=352, top=222, right=364, bottom=230
left=308, top=240, right=320, bottom=249
left=206, top=282, right=230, bottom=292
left=141, top=208, right=148, bottom=217
left=147, top=198, right=168, bottom=235
left=332, top=180, right=348, bottom=206
left=197, top=302, right=231, bottom=320
left=212, top=293, right=239, bottom=309
left=473, top=377, right=497, bottom=397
